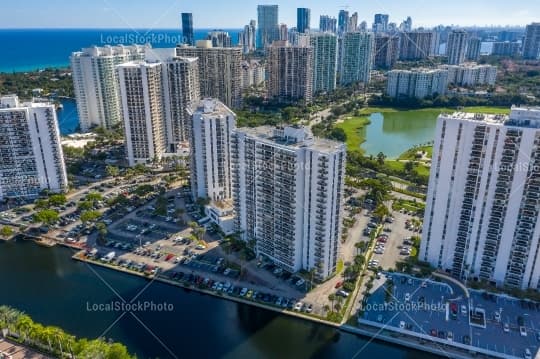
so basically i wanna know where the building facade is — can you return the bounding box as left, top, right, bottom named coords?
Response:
left=441, top=63, right=497, bottom=87
left=491, top=42, right=521, bottom=57
left=181, top=13, right=194, bottom=46
left=466, top=37, right=482, bottom=61
left=70, top=45, right=146, bottom=131
left=239, top=20, right=257, bottom=54
left=231, top=125, right=346, bottom=279
left=0, top=95, right=67, bottom=199
left=240, top=60, right=265, bottom=89
left=446, top=30, right=469, bottom=65
left=266, top=41, right=313, bottom=103
left=117, top=61, right=167, bottom=167
left=340, top=32, right=374, bottom=85
left=190, top=98, right=236, bottom=202
left=421, top=107, right=540, bottom=290
left=176, top=42, right=242, bottom=108
left=399, top=31, right=433, bottom=60
left=309, top=33, right=338, bottom=93
left=319, top=15, right=337, bottom=33
left=374, top=34, right=400, bottom=69
left=207, top=31, right=232, bottom=47
left=386, top=69, right=448, bottom=99
left=297, top=8, right=310, bottom=33
left=523, top=23, right=540, bottom=60
left=257, top=5, right=279, bottom=49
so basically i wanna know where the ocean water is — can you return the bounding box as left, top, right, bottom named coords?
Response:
left=0, top=28, right=241, bottom=73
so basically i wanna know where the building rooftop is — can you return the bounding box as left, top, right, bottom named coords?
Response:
left=236, top=125, right=345, bottom=153
left=441, top=106, right=540, bottom=129
left=192, top=98, right=235, bottom=118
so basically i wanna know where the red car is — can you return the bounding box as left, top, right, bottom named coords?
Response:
left=335, top=280, right=344, bottom=288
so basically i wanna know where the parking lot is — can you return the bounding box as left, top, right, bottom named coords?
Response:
left=361, top=273, right=540, bottom=358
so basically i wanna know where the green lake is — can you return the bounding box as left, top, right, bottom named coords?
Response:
left=361, top=110, right=441, bottom=159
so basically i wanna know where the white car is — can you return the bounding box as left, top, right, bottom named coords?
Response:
left=503, top=323, right=510, bottom=333
left=461, top=305, right=467, bottom=315
left=295, top=279, right=305, bottom=287
left=294, top=302, right=303, bottom=311
left=399, top=321, right=405, bottom=329
left=520, top=326, right=527, bottom=337
left=494, top=311, right=501, bottom=322
left=404, top=293, right=410, bottom=302
left=240, top=288, right=248, bottom=297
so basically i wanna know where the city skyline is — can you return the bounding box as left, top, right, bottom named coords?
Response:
left=0, top=0, right=538, bottom=29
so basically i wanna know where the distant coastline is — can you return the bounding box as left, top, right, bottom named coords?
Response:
left=0, top=28, right=242, bottom=73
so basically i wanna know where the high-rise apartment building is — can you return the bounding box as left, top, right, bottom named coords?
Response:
left=190, top=98, right=236, bottom=202
left=348, top=12, right=358, bottom=32
left=231, top=125, right=346, bottom=279
left=446, top=30, right=469, bottom=65
left=309, top=33, right=338, bottom=93
left=319, top=15, right=337, bottom=33
left=240, top=60, right=265, bottom=89
left=207, top=31, right=232, bottom=47
left=70, top=45, right=146, bottom=131
left=386, top=69, right=448, bottom=99
left=117, top=61, right=167, bottom=167
left=523, top=23, right=540, bottom=60
left=441, top=63, right=497, bottom=87
left=338, top=10, right=349, bottom=35
left=373, top=14, right=389, bottom=33
left=181, top=13, right=194, bottom=46
left=421, top=107, right=540, bottom=290
left=257, top=5, right=279, bottom=49
left=176, top=42, right=242, bottom=108
left=399, top=17, right=413, bottom=32
left=399, top=31, right=433, bottom=60
left=279, top=24, right=289, bottom=41
left=339, top=32, right=374, bottom=85
left=266, top=41, right=313, bottom=103
left=491, top=42, right=521, bottom=57
left=297, top=8, right=310, bottom=33
left=374, top=34, right=400, bottom=69
left=239, top=20, right=257, bottom=54
left=466, top=37, right=481, bottom=61
left=0, top=95, right=68, bottom=199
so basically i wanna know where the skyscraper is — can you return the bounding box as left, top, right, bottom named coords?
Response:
left=176, top=42, right=242, bottom=108
left=421, top=106, right=540, bottom=290
left=400, top=16, right=413, bottom=32
left=340, top=32, right=374, bottom=85
left=399, top=31, right=433, bottom=60
left=348, top=12, right=358, bottom=32
left=207, top=31, right=232, bottom=47
left=309, top=33, right=338, bottom=93
left=257, top=5, right=279, bottom=49
left=279, top=23, right=288, bottom=41
left=231, top=125, right=346, bottom=279
left=466, top=37, right=481, bottom=61
left=239, top=20, right=257, bottom=54
left=267, top=41, right=313, bottom=103
left=373, top=14, right=389, bottom=33
left=117, top=61, right=167, bottom=167
left=523, top=23, right=540, bottom=60
left=374, top=34, right=400, bottom=69
left=181, top=13, right=194, bottom=46
left=190, top=98, right=236, bottom=202
left=297, top=8, right=310, bottom=33
left=0, top=95, right=68, bottom=199
left=70, top=45, right=146, bottom=131
left=338, top=10, right=349, bottom=35
left=319, top=15, right=337, bottom=33
left=446, top=30, right=469, bottom=65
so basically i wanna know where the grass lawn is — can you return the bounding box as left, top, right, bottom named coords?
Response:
left=398, top=145, right=433, bottom=161
left=385, top=160, right=431, bottom=178
left=462, top=106, right=511, bottom=115
left=335, top=116, right=371, bottom=151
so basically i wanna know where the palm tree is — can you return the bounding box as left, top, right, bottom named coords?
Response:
left=0, top=306, right=21, bottom=336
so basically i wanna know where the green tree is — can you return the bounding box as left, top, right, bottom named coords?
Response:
left=48, top=194, right=67, bottom=207
left=328, top=293, right=336, bottom=311
left=0, top=226, right=14, bottom=238
left=34, top=198, right=48, bottom=210
left=33, top=209, right=59, bottom=225
left=80, top=210, right=102, bottom=224
left=376, top=152, right=386, bottom=165
left=95, top=222, right=108, bottom=239
left=105, top=165, right=120, bottom=178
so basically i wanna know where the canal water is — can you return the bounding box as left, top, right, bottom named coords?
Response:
left=0, top=240, right=438, bottom=358
left=361, top=111, right=440, bottom=159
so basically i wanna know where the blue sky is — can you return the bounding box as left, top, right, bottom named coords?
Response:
left=1, top=0, right=537, bottom=28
